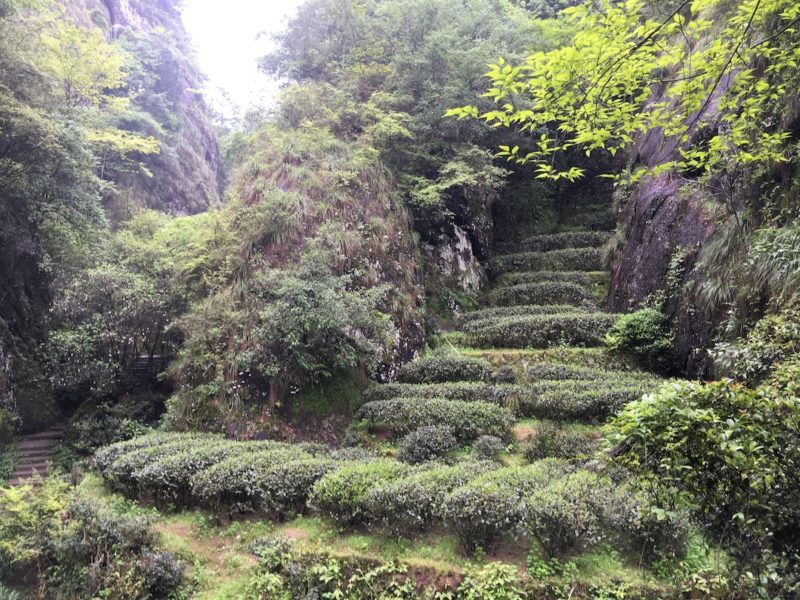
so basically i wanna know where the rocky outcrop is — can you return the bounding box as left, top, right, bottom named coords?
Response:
left=423, top=225, right=486, bottom=296
left=68, top=0, right=220, bottom=215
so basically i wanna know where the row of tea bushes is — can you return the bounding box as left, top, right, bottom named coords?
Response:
left=494, top=270, right=606, bottom=288
left=487, top=281, right=597, bottom=307
left=397, top=355, right=493, bottom=384
left=514, top=231, right=612, bottom=252
left=456, top=304, right=590, bottom=325
left=463, top=312, right=617, bottom=349
left=360, top=379, right=653, bottom=419
left=489, top=248, right=602, bottom=276
left=353, top=397, right=515, bottom=440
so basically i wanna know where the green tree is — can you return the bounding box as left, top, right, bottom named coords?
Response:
left=449, top=0, right=800, bottom=183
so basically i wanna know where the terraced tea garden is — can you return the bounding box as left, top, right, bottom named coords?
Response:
left=84, top=215, right=703, bottom=597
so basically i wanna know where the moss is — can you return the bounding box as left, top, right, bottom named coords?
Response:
left=288, top=370, right=365, bottom=420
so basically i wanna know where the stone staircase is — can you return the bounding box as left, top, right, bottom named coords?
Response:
left=5, top=428, right=64, bottom=486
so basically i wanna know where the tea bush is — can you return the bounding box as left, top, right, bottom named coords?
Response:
left=472, top=435, right=505, bottom=460
left=361, top=380, right=649, bottom=419
left=524, top=423, right=599, bottom=461
left=495, top=270, right=594, bottom=287
left=354, top=397, right=514, bottom=441
left=366, top=462, right=491, bottom=535
left=521, top=385, right=644, bottom=421
left=489, top=248, right=602, bottom=276
left=308, top=460, right=411, bottom=527
left=397, top=355, right=492, bottom=384
left=103, top=435, right=217, bottom=496
left=258, top=458, right=340, bottom=517
left=441, top=460, right=570, bottom=552
left=525, top=362, right=654, bottom=383
left=396, top=425, right=457, bottom=464
left=488, top=282, right=596, bottom=307
left=608, top=380, right=800, bottom=558
left=464, top=312, right=616, bottom=349
left=517, top=231, right=612, bottom=252
left=524, top=470, right=611, bottom=555
left=605, top=307, right=674, bottom=372
left=45, top=498, right=183, bottom=599
left=456, top=304, right=589, bottom=326
left=135, top=440, right=282, bottom=509
left=190, top=446, right=309, bottom=515
left=94, top=432, right=217, bottom=473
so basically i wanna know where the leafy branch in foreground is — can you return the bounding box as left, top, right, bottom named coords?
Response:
left=447, top=0, right=800, bottom=182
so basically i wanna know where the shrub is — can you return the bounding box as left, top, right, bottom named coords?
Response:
left=308, top=460, right=410, bottom=527
left=360, top=380, right=649, bottom=420
left=456, top=563, right=524, bottom=599
left=94, top=432, right=208, bottom=473
left=521, top=385, right=645, bottom=421
left=464, top=312, right=616, bottom=349
left=525, top=362, right=655, bottom=383
left=367, top=462, right=492, bottom=535
left=397, top=355, right=492, bottom=384
left=491, top=366, right=517, bottom=383
left=489, top=248, right=602, bottom=276
left=396, top=425, right=457, bottom=464
left=601, top=484, right=691, bottom=563
left=524, top=423, right=599, bottom=461
left=495, top=270, right=593, bottom=287
left=517, top=231, right=612, bottom=252
left=46, top=498, right=184, bottom=599
left=135, top=440, right=283, bottom=509
left=488, top=282, right=596, bottom=307
left=190, top=446, right=309, bottom=514
left=441, top=460, right=570, bottom=552
left=354, top=397, right=514, bottom=442
left=456, top=304, right=589, bottom=326
left=103, top=435, right=219, bottom=495
left=710, top=306, right=800, bottom=384
left=0, top=479, right=70, bottom=579
left=608, top=380, right=800, bottom=558
left=605, top=308, right=673, bottom=372
left=473, top=435, right=505, bottom=460
left=258, top=458, right=340, bottom=517
left=524, top=470, right=610, bottom=555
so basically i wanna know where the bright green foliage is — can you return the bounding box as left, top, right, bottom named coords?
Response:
left=442, top=459, right=570, bottom=551
left=396, top=425, right=458, bottom=464
left=608, top=380, right=800, bottom=562
left=397, top=354, right=493, bottom=384
left=366, top=462, right=492, bottom=535
left=449, top=0, right=800, bottom=182
left=711, top=305, right=800, bottom=383
left=354, top=397, right=515, bottom=441
left=463, top=311, right=616, bottom=349
left=308, top=460, right=411, bottom=527
left=605, top=308, right=674, bottom=372
left=457, top=563, right=525, bottom=600
left=0, top=479, right=69, bottom=578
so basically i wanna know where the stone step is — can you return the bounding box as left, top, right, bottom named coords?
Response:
left=16, top=452, right=52, bottom=464
left=16, top=439, right=56, bottom=451
left=12, top=465, right=50, bottom=478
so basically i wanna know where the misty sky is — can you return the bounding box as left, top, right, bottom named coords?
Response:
left=181, top=0, right=304, bottom=117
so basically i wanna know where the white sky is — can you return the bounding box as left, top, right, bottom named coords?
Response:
left=181, top=0, right=304, bottom=118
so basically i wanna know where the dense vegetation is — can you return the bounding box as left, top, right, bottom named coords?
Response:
left=1, top=0, right=799, bottom=597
